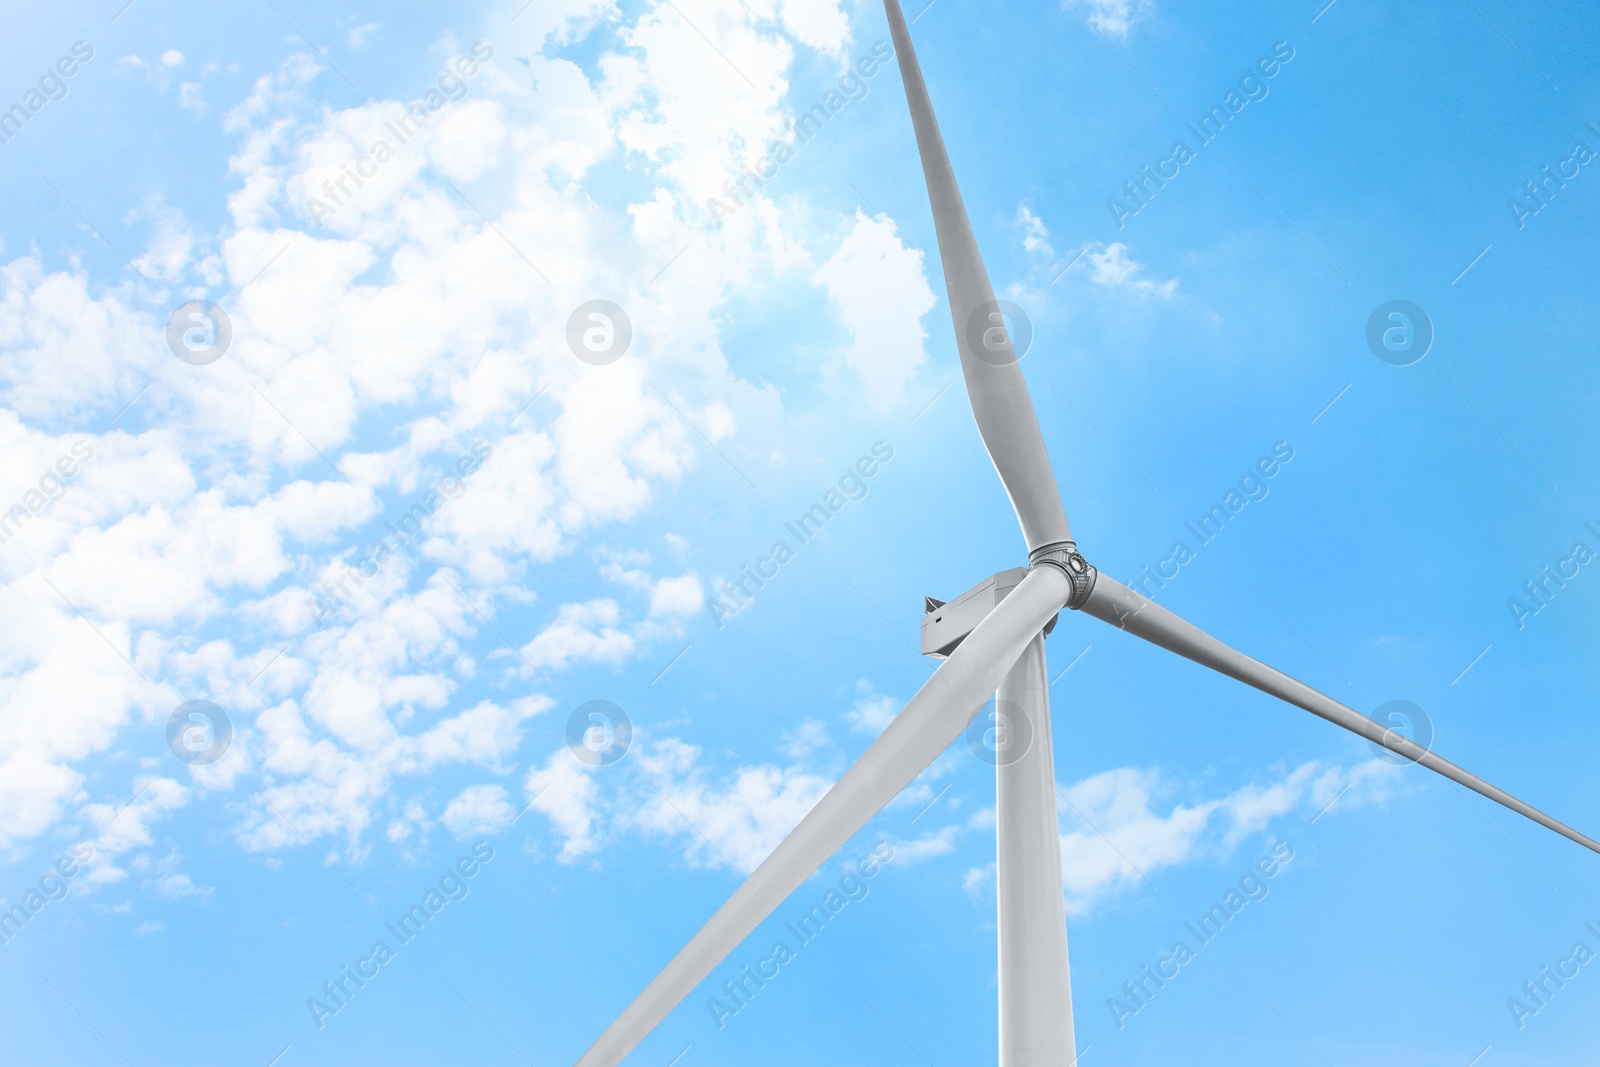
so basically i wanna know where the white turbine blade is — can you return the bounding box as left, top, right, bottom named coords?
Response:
left=883, top=0, right=1073, bottom=557
left=996, top=633, right=1075, bottom=1066
left=573, top=565, right=1074, bottom=1067
left=1079, top=575, right=1600, bottom=856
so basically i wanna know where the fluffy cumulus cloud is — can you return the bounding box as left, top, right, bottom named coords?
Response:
left=630, top=737, right=836, bottom=874
left=505, top=675, right=1403, bottom=922
left=513, top=738, right=1407, bottom=918
left=515, top=679, right=896, bottom=870
left=80, top=775, right=192, bottom=888
left=515, top=559, right=703, bottom=674
left=114, top=49, right=216, bottom=115
left=1018, top=205, right=1054, bottom=258
left=1078, top=0, right=1154, bottom=38
left=845, top=680, right=898, bottom=735
left=524, top=747, right=604, bottom=863
left=0, top=580, right=158, bottom=850
left=1015, top=206, right=1175, bottom=298
left=440, top=783, right=517, bottom=839
left=0, top=0, right=937, bottom=880
left=1051, top=758, right=1400, bottom=914
left=1087, top=241, right=1178, bottom=297
left=815, top=211, right=938, bottom=409
left=515, top=732, right=835, bottom=872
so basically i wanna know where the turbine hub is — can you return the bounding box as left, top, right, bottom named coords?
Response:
left=1029, top=542, right=1097, bottom=610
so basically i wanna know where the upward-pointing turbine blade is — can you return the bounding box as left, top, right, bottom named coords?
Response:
left=1079, top=575, right=1600, bottom=856
left=884, top=0, right=1073, bottom=557
left=572, top=565, right=1074, bottom=1067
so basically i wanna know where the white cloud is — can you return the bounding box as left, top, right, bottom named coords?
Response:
left=1078, top=0, right=1153, bottom=38
left=1058, top=767, right=1213, bottom=913
left=0, top=263, right=155, bottom=421
left=649, top=573, right=704, bottom=619
left=815, top=211, right=937, bottom=410
left=139, top=850, right=213, bottom=901
left=777, top=0, right=850, bottom=53
left=521, top=600, right=634, bottom=674
left=515, top=564, right=703, bottom=675
left=0, top=0, right=941, bottom=879
left=347, top=22, right=382, bottom=51
left=608, top=0, right=800, bottom=196
left=630, top=738, right=834, bottom=875
left=500, top=690, right=1404, bottom=921
left=885, top=825, right=960, bottom=863
left=432, top=99, right=506, bottom=182
left=525, top=749, right=602, bottom=862
left=0, top=581, right=157, bottom=850
left=220, top=575, right=549, bottom=856
left=1018, top=205, right=1054, bottom=257
left=153, top=872, right=208, bottom=900
left=178, top=82, right=207, bottom=113
left=127, top=199, right=203, bottom=286
left=780, top=720, right=830, bottom=760
left=440, top=783, right=516, bottom=839
left=115, top=53, right=177, bottom=90
left=80, top=776, right=191, bottom=887
left=1087, top=241, right=1178, bottom=297
left=1056, top=759, right=1400, bottom=914
left=846, top=681, right=898, bottom=735
left=515, top=730, right=840, bottom=873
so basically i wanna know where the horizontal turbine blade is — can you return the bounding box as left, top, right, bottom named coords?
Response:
left=1079, top=575, right=1600, bottom=856
left=884, top=0, right=1073, bottom=556
left=573, top=565, right=1074, bottom=1067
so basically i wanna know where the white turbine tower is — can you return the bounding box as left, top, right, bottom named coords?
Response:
left=572, top=3, right=1600, bottom=1064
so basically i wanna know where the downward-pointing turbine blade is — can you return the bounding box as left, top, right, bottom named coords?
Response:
left=1079, top=575, right=1600, bottom=856
left=572, top=566, right=1074, bottom=1067
left=883, top=0, right=1072, bottom=556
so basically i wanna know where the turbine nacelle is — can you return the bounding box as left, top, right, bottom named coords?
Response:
left=921, top=567, right=1050, bottom=659
left=920, top=561, right=1086, bottom=660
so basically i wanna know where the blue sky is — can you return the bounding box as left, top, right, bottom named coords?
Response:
left=1, top=0, right=1598, bottom=1065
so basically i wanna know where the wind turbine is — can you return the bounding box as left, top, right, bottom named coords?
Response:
left=572, top=3, right=1600, bottom=1064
